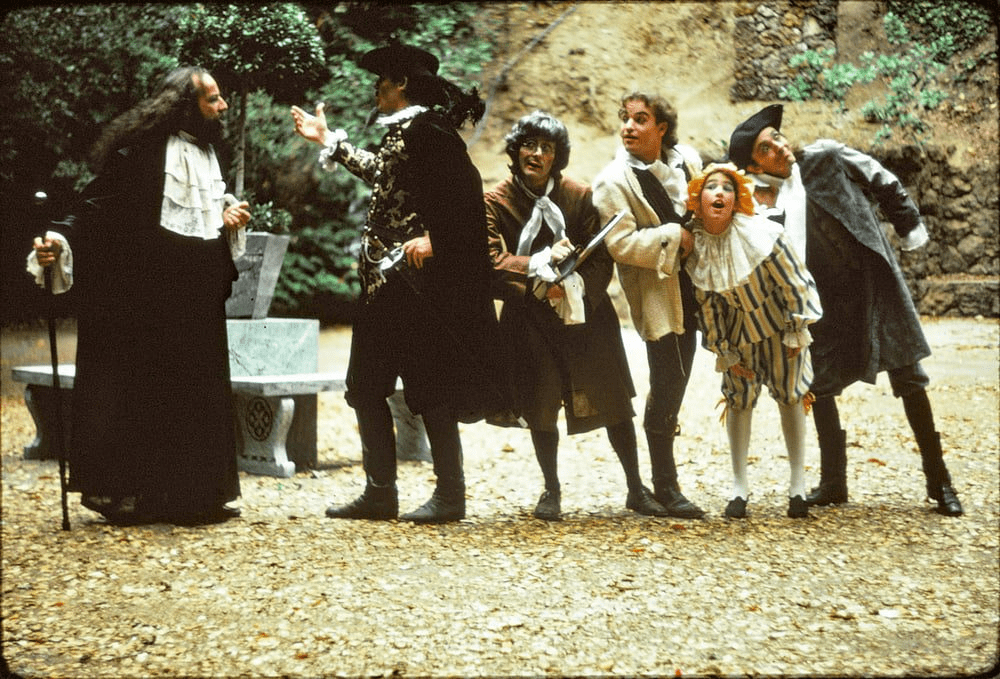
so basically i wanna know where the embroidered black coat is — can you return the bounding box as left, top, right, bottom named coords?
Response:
left=334, top=110, right=512, bottom=421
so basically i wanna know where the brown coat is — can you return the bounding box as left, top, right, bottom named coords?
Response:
left=485, top=175, right=635, bottom=434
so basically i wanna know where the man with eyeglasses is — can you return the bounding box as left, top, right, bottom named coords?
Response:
left=485, top=110, right=669, bottom=520
left=591, top=92, right=706, bottom=519
left=728, top=104, right=962, bottom=517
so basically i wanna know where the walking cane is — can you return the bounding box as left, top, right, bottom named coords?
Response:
left=35, top=190, right=71, bottom=531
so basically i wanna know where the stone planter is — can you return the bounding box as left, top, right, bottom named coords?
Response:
left=226, top=232, right=291, bottom=319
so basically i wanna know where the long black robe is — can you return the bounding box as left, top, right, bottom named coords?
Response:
left=63, top=136, right=240, bottom=514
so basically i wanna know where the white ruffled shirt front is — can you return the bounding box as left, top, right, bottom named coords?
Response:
left=27, top=132, right=245, bottom=293
left=161, top=132, right=245, bottom=258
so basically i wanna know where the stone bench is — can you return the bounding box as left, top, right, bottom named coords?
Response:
left=12, top=364, right=429, bottom=479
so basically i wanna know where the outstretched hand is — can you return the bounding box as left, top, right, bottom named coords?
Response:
left=290, top=102, right=330, bottom=145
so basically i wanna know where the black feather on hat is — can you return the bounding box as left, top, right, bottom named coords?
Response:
left=728, top=104, right=783, bottom=170
left=360, top=38, right=439, bottom=78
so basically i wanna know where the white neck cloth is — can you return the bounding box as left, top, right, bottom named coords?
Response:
left=515, top=176, right=566, bottom=256
left=376, top=105, right=427, bottom=126
left=161, top=132, right=227, bottom=240
left=622, top=146, right=688, bottom=215
left=751, top=164, right=807, bottom=262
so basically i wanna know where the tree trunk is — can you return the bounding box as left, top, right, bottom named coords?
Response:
left=235, top=87, right=248, bottom=199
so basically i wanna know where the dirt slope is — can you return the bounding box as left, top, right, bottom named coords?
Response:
left=465, top=1, right=998, bottom=188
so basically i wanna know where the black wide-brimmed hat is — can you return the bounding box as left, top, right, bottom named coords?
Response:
left=728, top=104, right=783, bottom=170
left=360, top=39, right=439, bottom=78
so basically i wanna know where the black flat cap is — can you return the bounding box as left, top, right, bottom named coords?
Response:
left=360, top=39, right=439, bottom=78
left=728, top=104, right=783, bottom=170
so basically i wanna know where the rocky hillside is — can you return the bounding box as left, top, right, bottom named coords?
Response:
left=463, top=1, right=998, bottom=317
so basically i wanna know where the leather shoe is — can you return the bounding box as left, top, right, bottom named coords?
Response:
left=326, top=490, right=397, bottom=520
left=654, top=486, right=705, bottom=519
left=932, top=484, right=963, bottom=516
left=805, top=481, right=848, bottom=506
left=787, top=495, right=809, bottom=518
left=400, top=491, right=465, bottom=524
left=173, top=504, right=241, bottom=526
left=725, top=496, right=747, bottom=519
left=625, top=486, right=670, bottom=517
left=533, top=489, right=561, bottom=521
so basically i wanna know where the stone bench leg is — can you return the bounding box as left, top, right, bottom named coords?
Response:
left=233, top=394, right=297, bottom=478
left=21, top=385, right=73, bottom=460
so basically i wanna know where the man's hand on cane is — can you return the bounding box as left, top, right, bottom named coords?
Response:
left=33, top=237, right=62, bottom=267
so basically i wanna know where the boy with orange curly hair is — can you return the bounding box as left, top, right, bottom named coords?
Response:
left=684, top=163, right=822, bottom=519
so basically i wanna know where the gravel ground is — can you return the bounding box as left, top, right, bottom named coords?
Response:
left=2, top=317, right=998, bottom=678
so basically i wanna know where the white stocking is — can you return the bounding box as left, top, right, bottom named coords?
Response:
left=726, top=407, right=753, bottom=500
left=778, top=401, right=807, bottom=498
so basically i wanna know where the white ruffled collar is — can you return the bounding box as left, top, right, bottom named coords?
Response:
left=685, top=212, right=784, bottom=292
left=376, top=105, right=428, bottom=126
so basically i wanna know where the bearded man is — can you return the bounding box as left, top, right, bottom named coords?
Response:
left=29, top=66, right=251, bottom=525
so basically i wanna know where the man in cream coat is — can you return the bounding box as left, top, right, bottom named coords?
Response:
left=592, top=92, right=705, bottom=519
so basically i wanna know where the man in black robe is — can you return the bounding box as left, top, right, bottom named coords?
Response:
left=30, top=66, right=251, bottom=525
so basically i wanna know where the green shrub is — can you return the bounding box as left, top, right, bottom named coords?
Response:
left=780, top=10, right=961, bottom=145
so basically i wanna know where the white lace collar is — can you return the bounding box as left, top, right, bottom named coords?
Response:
left=376, top=105, right=428, bottom=127
left=685, top=212, right=784, bottom=292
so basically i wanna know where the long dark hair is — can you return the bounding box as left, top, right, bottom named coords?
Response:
left=381, top=66, right=485, bottom=130
left=89, top=66, right=209, bottom=172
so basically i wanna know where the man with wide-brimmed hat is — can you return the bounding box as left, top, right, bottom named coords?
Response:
left=728, top=104, right=962, bottom=517
left=291, top=40, right=511, bottom=524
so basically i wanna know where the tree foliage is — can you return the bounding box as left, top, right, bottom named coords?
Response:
left=1, top=2, right=498, bottom=325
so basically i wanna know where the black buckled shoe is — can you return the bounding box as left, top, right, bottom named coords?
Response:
left=654, top=485, right=705, bottom=519
left=173, top=504, right=242, bottom=526
left=930, top=484, right=963, bottom=517
left=533, top=490, right=561, bottom=521
left=625, top=486, right=670, bottom=517
left=400, top=490, right=465, bottom=524
left=325, top=486, right=398, bottom=520
left=787, top=495, right=809, bottom=518
left=805, top=481, right=848, bottom=506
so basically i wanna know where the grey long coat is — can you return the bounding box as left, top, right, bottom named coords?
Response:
left=797, top=141, right=931, bottom=397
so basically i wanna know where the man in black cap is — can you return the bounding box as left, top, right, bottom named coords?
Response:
left=291, top=41, right=510, bottom=523
left=727, top=104, right=962, bottom=516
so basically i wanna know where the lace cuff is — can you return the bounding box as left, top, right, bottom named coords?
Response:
left=318, top=128, right=349, bottom=172
left=900, top=222, right=929, bottom=251
left=26, top=231, right=73, bottom=294
left=783, top=327, right=813, bottom=349
left=223, top=193, right=247, bottom=259
left=715, top=347, right=741, bottom=373
left=548, top=271, right=586, bottom=325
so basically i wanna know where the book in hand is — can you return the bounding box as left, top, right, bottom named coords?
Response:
left=552, top=210, right=626, bottom=284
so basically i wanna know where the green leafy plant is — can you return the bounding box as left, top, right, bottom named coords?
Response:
left=780, top=11, right=956, bottom=145
left=0, top=2, right=498, bottom=324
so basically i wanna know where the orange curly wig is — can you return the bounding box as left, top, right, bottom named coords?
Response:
left=686, top=162, right=755, bottom=217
